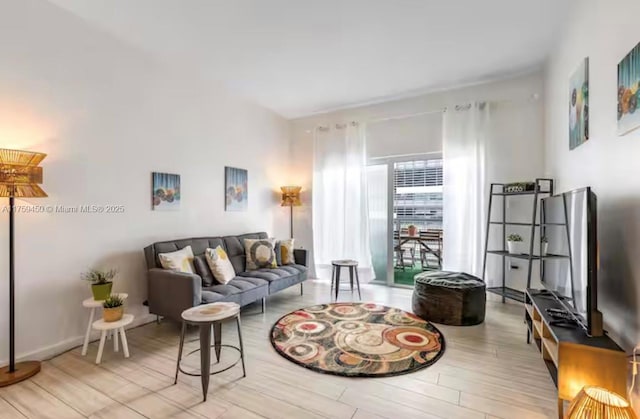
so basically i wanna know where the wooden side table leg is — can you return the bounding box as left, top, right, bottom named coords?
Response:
left=120, top=327, right=130, bottom=359
left=174, top=322, right=186, bottom=384
left=330, top=265, right=335, bottom=296
left=236, top=315, right=246, bottom=378
left=96, top=330, right=107, bottom=364
left=335, top=267, right=341, bottom=301
left=213, top=322, right=222, bottom=363
left=349, top=266, right=354, bottom=292
left=199, top=324, right=212, bottom=402
left=82, top=307, right=95, bottom=356
left=114, top=327, right=119, bottom=352
left=354, top=266, right=362, bottom=300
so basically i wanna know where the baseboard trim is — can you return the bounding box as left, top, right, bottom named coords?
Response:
left=0, top=313, right=156, bottom=366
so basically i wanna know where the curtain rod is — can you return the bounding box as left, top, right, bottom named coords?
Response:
left=308, top=93, right=540, bottom=131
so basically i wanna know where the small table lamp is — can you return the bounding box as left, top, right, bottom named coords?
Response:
left=566, top=386, right=637, bottom=419
left=0, top=148, right=47, bottom=387
left=280, top=186, right=301, bottom=239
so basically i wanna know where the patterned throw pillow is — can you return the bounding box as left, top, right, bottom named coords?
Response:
left=158, top=245, right=195, bottom=274
left=244, top=238, right=277, bottom=270
left=277, top=239, right=295, bottom=265
left=205, top=246, right=236, bottom=284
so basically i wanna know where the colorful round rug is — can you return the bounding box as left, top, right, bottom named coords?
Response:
left=270, top=302, right=445, bottom=377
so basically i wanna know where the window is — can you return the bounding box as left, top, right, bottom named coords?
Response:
left=393, top=159, right=443, bottom=231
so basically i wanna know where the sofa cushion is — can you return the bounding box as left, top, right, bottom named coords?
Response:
left=244, top=238, right=278, bottom=270
left=201, top=277, right=269, bottom=305
left=268, top=274, right=304, bottom=293
left=193, top=255, right=215, bottom=287
left=224, top=232, right=268, bottom=274
left=277, top=264, right=308, bottom=275
left=205, top=246, right=236, bottom=284
left=201, top=290, right=225, bottom=304
left=158, top=246, right=195, bottom=273
left=276, top=239, right=295, bottom=265
left=237, top=268, right=291, bottom=282
left=203, top=276, right=268, bottom=294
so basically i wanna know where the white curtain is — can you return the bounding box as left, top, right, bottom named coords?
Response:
left=442, top=103, right=491, bottom=277
left=312, top=123, right=372, bottom=272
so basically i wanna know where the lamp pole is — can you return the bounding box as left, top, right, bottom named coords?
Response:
left=8, top=196, right=14, bottom=373
left=290, top=205, right=294, bottom=239
left=0, top=148, right=46, bottom=387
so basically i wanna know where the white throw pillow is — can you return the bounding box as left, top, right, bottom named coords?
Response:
left=158, top=246, right=195, bottom=274
left=205, top=246, right=236, bottom=284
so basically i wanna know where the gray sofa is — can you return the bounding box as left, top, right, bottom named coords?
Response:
left=144, top=232, right=308, bottom=322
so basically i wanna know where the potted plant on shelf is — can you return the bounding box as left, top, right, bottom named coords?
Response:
left=102, top=294, right=125, bottom=322
left=541, top=236, right=549, bottom=256
left=407, top=225, right=418, bottom=236
left=82, top=268, right=117, bottom=300
left=507, top=234, right=524, bottom=255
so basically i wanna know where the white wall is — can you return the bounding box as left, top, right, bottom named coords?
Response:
left=291, top=72, right=546, bottom=284
left=0, top=0, right=291, bottom=364
left=544, top=0, right=640, bottom=353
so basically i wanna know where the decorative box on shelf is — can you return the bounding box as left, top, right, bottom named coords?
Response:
left=504, top=181, right=537, bottom=194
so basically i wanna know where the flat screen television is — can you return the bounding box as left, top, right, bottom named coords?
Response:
left=540, top=187, right=602, bottom=336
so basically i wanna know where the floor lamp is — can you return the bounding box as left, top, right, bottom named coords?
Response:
left=0, top=148, right=47, bottom=387
left=280, top=186, right=301, bottom=239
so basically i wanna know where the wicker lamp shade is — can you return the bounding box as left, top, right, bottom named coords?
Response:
left=280, top=186, right=301, bottom=207
left=566, top=386, right=637, bottom=419
left=0, top=148, right=47, bottom=197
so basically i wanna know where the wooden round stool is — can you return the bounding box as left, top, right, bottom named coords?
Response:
left=92, top=314, right=134, bottom=364
left=174, top=302, right=246, bottom=402
left=331, top=260, right=361, bottom=301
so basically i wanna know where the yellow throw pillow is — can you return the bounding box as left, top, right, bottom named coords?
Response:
left=278, top=239, right=295, bottom=265
left=244, top=238, right=277, bottom=270
left=205, top=246, right=236, bottom=284
left=158, top=245, right=195, bottom=274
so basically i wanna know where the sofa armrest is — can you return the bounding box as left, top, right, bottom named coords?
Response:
left=148, top=268, right=202, bottom=322
left=294, top=248, right=309, bottom=267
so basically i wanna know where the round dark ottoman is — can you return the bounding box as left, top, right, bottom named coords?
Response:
left=412, top=271, right=486, bottom=326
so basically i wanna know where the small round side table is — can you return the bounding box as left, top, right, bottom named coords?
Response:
left=174, top=302, right=246, bottom=402
left=331, top=260, right=361, bottom=300
left=82, top=293, right=128, bottom=356
left=91, top=314, right=134, bottom=364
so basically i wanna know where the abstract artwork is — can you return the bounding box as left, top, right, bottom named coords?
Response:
left=569, top=57, right=589, bottom=150
left=225, top=166, right=248, bottom=211
left=618, top=42, right=640, bottom=135
left=152, top=172, right=180, bottom=211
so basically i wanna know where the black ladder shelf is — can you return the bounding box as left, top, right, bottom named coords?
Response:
left=481, top=178, right=555, bottom=303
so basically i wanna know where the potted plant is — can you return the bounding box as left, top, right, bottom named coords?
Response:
left=103, top=294, right=124, bottom=322
left=82, top=268, right=117, bottom=301
left=507, top=234, right=524, bottom=255
left=407, top=225, right=418, bottom=236
left=541, top=236, right=549, bottom=256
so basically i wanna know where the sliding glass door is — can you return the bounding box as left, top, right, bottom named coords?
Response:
left=367, top=154, right=443, bottom=287
left=366, top=164, right=391, bottom=285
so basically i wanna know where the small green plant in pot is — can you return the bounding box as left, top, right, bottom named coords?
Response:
left=103, top=294, right=124, bottom=322
left=507, top=234, right=524, bottom=255
left=82, top=269, right=117, bottom=301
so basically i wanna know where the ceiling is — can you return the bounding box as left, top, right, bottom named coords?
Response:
left=48, top=0, right=572, bottom=119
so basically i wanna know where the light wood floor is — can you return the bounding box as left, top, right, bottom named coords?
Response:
left=0, top=280, right=557, bottom=419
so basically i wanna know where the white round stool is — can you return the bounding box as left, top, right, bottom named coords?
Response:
left=91, top=314, right=134, bottom=364
left=81, top=293, right=128, bottom=356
